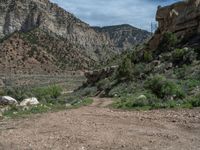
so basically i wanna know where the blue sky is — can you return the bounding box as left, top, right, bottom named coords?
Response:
left=50, top=0, right=179, bottom=31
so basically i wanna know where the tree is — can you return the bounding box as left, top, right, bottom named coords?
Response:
left=118, top=57, right=134, bottom=80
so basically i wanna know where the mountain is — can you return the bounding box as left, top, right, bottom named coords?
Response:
left=0, top=0, right=150, bottom=74
left=75, top=0, right=200, bottom=109
left=92, top=24, right=150, bottom=52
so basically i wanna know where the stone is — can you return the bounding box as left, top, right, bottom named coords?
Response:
left=65, top=103, right=72, bottom=107
left=20, top=97, right=39, bottom=106
left=137, top=95, right=147, bottom=100
left=0, top=96, right=18, bottom=105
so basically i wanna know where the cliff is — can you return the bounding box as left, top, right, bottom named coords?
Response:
left=149, top=0, right=200, bottom=50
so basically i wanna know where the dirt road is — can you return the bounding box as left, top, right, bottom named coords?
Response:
left=0, top=98, right=200, bottom=150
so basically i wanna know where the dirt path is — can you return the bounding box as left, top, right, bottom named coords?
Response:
left=0, top=98, right=200, bottom=150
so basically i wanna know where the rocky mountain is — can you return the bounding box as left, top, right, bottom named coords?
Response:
left=92, top=24, right=150, bottom=52
left=0, top=0, right=150, bottom=74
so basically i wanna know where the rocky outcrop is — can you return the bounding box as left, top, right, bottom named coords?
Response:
left=92, top=24, right=150, bottom=52
left=85, top=66, right=118, bottom=84
left=149, top=0, right=200, bottom=50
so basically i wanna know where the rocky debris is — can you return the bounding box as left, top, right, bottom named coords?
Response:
left=85, top=66, right=118, bottom=84
left=20, top=97, right=39, bottom=106
left=0, top=96, right=18, bottom=105
left=149, top=0, right=200, bottom=50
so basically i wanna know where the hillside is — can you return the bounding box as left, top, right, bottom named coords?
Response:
left=0, top=0, right=150, bottom=73
left=75, top=0, right=200, bottom=109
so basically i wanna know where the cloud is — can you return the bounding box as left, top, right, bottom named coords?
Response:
left=50, top=0, right=179, bottom=31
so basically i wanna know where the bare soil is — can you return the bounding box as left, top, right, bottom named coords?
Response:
left=0, top=98, right=200, bottom=150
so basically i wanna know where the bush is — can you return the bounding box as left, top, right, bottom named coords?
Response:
left=172, top=48, right=196, bottom=66
left=96, top=78, right=111, bottom=91
left=189, top=96, right=200, bottom=107
left=74, top=86, right=98, bottom=97
left=143, top=51, right=153, bottom=62
left=118, top=57, right=134, bottom=80
left=145, top=75, right=185, bottom=99
left=158, top=32, right=178, bottom=52
left=32, top=85, right=62, bottom=102
left=112, top=91, right=158, bottom=110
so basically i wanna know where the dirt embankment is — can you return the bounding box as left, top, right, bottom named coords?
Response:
left=0, top=98, right=200, bottom=150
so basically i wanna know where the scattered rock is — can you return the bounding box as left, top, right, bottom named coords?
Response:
left=20, top=97, right=39, bottom=106
left=0, top=96, right=18, bottom=105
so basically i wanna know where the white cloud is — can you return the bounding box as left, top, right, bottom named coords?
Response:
left=50, top=0, right=179, bottom=31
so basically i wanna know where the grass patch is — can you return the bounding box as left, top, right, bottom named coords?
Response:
left=71, top=98, right=93, bottom=108
left=2, top=97, right=93, bottom=118
left=3, top=103, right=66, bottom=118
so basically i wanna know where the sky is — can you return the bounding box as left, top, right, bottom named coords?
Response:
left=50, top=0, right=179, bottom=31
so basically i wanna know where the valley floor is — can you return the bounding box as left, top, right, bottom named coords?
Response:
left=0, top=98, right=200, bottom=150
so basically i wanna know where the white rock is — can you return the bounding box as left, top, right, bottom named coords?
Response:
left=20, top=97, right=39, bottom=106
left=65, top=103, right=72, bottom=107
left=0, top=96, right=18, bottom=105
left=137, top=95, right=147, bottom=100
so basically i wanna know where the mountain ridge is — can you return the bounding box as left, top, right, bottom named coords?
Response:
left=0, top=0, right=150, bottom=74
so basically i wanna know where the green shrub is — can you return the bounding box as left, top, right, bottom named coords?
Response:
left=172, top=48, right=196, bottom=65
left=118, top=57, right=134, bottom=80
left=96, top=78, right=111, bottom=91
left=187, top=94, right=200, bottom=107
left=143, top=51, right=153, bottom=62
left=74, top=86, right=98, bottom=97
left=145, top=75, right=185, bottom=99
left=32, top=85, right=62, bottom=102
left=133, top=63, right=147, bottom=78
left=158, top=32, right=178, bottom=52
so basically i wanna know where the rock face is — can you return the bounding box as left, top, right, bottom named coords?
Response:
left=0, top=96, right=18, bottom=105
left=85, top=66, right=118, bottom=84
left=20, top=97, right=39, bottom=106
left=149, top=0, right=200, bottom=49
left=92, top=24, right=150, bottom=52
left=0, top=0, right=150, bottom=73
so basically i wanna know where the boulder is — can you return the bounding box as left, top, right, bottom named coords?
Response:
left=20, top=97, right=39, bottom=106
left=0, top=96, right=18, bottom=105
left=65, top=103, right=72, bottom=107
left=137, top=95, right=147, bottom=100
left=85, top=66, right=118, bottom=84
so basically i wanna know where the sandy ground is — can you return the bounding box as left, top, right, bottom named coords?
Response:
left=0, top=97, right=200, bottom=150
